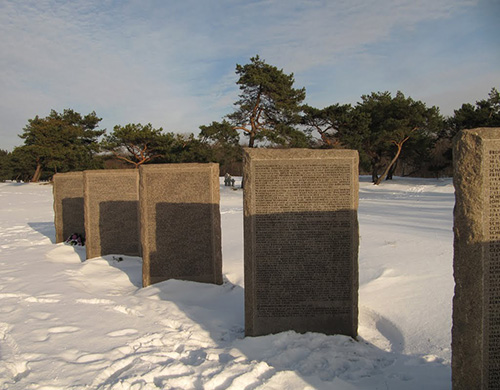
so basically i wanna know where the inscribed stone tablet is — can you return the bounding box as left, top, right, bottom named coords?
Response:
left=53, top=172, right=84, bottom=243
left=243, top=149, right=359, bottom=337
left=139, top=163, right=222, bottom=287
left=453, top=128, right=500, bottom=390
left=84, top=170, right=140, bottom=260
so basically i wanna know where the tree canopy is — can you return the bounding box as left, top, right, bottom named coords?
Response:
left=17, top=109, right=104, bottom=182
left=348, top=91, right=443, bottom=183
left=198, top=120, right=243, bottom=172
left=447, top=87, right=500, bottom=136
left=0, top=150, right=12, bottom=182
left=302, top=103, right=364, bottom=148
left=5, top=75, right=497, bottom=183
left=101, top=123, right=177, bottom=169
left=227, top=55, right=307, bottom=147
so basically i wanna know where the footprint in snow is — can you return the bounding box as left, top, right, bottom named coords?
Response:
left=75, top=298, right=143, bottom=317
left=47, top=326, right=80, bottom=334
left=76, top=353, right=106, bottom=363
left=25, top=296, right=60, bottom=303
left=0, top=305, right=16, bottom=314
left=30, top=327, right=80, bottom=342
left=0, top=323, right=32, bottom=383
left=29, top=312, right=53, bottom=320
left=76, top=298, right=115, bottom=305
left=0, top=293, right=29, bottom=300
left=107, top=329, right=139, bottom=337
left=180, top=350, right=207, bottom=367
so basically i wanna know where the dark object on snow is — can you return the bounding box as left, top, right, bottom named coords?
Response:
left=65, top=233, right=85, bottom=246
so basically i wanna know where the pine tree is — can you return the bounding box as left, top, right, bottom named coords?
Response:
left=199, top=120, right=243, bottom=172
left=227, top=56, right=307, bottom=147
left=448, top=87, right=500, bottom=135
left=302, top=103, right=364, bottom=148
left=102, top=123, right=176, bottom=169
left=352, top=91, right=442, bottom=184
left=18, top=109, right=104, bottom=182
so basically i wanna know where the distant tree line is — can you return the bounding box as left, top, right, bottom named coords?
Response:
left=1, top=55, right=499, bottom=184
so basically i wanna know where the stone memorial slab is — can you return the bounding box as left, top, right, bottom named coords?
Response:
left=453, top=128, right=500, bottom=390
left=84, top=170, right=140, bottom=259
left=243, top=148, right=359, bottom=337
left=139, top=163, right=223, bottom=287
left=53, top=172, right=84, bottom=243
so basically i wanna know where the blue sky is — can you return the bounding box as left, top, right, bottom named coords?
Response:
left=1, top=0, right=499, bottom=151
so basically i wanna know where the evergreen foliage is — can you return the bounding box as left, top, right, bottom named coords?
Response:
left=227, top=55, right=306, bottom=147
left=0, top=150, right=12, bottom=181
left=102, top=123, right=177, bottom=168
left=5, top=59, right=497, bottom=182
left=199, top=121, right=243, bottom=173
left=169, top=133, right=213, bottom=164
left=17, top=109, right=104, bottom=182
left=6, top=147, right=37, bottom=182
left=302, top=104, right=367, bottom=149
left=433, top=87, right=500, bottom=176
left=351, top=91, right=443, bottom=184
left=447, top=87, right=500, bottom=136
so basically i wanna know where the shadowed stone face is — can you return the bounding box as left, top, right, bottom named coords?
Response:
left=83, top=170, right=140, bottom=260
left=453, top=128, right=500, bottom=390
left=139, top=163, right=222, bottom=287
left=53, top=172, right=84, bottom=243
left=243, top=148, right=359, bottom=338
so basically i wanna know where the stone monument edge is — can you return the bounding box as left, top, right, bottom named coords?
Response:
left=53, top=171, right=84, bottom=243
left=242, top=147, right=359, bottom=160
left=139, top=164, right=151, bottom=287
left=242, top=150, right=256, bottom=335
left=83, top=171, right=94, bottom=259
left=351, top=151, right=360, bottom=338
left=138, top=162, right=220, bottom=172
left=452, top=128, right=494, bottom=390
left=208, top=163, right=223, bottom=285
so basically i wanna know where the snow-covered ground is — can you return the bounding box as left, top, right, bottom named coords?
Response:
left=0, top=176, right=455, bottom=389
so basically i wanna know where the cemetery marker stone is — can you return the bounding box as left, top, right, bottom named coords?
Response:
left=453, top=128, right=500, bottom=390
left=243, top=149, right=359, bottom=337
left=139, top=163, right=223, bottom=287
left=84, top=170, right=140, bottom=260
left=53, top=172, right=84, bottom=243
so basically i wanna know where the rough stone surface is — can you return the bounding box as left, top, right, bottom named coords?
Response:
left=139, top=163, right=223, bottom=287
left=53, top=172, right=85, bottom=243
left=84, top=170, right=140, bottom=260
left=452, top=128, right=500, bottom=390
left=243, top=148, right=359, bottom=337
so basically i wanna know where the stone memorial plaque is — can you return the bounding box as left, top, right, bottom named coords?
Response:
left=53, top=172, right=84, bottom=243
left=453, top=128, right=500, bottom=390
left=84, top=170, right=140, bottom=259
left=139, top=163, right=223, bottom=287
left=243, top=149, right=359, bottom=337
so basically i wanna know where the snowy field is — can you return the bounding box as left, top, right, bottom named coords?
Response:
left=0, top=176, right=455, bottom=389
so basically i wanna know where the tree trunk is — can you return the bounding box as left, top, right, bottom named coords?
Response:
left=371, top=167, right=378, bottom=183
left=386, top=160, right=397, bottom=180
left=248, top=134, right=255, bottom=148
left=31, top=162, right=42, bottom=183
left=375, top=143, right=403, bottom=185
left=371, top=156, right=380, bottom=183
left=320, top=132, right=336, bottom=148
